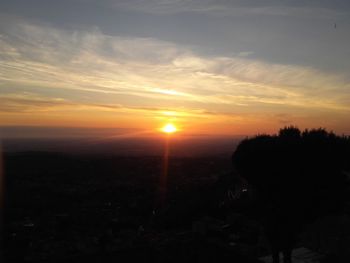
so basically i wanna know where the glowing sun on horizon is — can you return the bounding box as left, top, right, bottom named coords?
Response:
left=161, top=123, right=177, bottom=134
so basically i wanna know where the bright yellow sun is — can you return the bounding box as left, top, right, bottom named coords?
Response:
left=161, top=123, right=177, bottom=133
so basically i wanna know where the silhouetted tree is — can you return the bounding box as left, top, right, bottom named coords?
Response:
left=232, top=127, right=350, bottom=263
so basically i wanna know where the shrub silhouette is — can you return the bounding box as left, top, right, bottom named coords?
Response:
left=232, top=127, right=350, bottom=263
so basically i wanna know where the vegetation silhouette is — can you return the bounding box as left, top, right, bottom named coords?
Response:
left=232, top=126, right=350, bottom=263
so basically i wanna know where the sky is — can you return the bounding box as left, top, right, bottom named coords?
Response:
left=1, top=0, right=350, bottom=138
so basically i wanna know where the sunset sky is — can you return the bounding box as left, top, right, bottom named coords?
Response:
left=1, top=0, right=350, bottom=138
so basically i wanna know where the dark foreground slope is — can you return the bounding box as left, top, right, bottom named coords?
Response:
left=3, top=152, right=263, bottom=262
left=3, top=148, right=350, bottom=263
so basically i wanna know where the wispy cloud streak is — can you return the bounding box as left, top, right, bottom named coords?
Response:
left=110, top=0, right=347, bottom=19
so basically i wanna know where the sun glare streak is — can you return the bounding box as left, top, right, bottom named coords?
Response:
left=159, top=137, right=169, bottom=207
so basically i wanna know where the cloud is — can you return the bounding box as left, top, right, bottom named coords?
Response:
left=0, top=92, right=226, bottom=124
left=0, top=93, right=74, bottom=112
left=1, top=16, right=350, bottom=125
left=109, top=0, right=346, bottom=19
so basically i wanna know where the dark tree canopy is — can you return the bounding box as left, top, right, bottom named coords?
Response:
left=232, top=127, right=350, bottom=262
left=232, top=126, right=350, bottom=220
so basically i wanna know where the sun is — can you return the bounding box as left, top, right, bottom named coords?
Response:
left=161, top=123, right=177, bottom=134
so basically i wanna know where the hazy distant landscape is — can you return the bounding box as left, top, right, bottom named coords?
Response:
left=2, top=137, right=241, bottom=157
